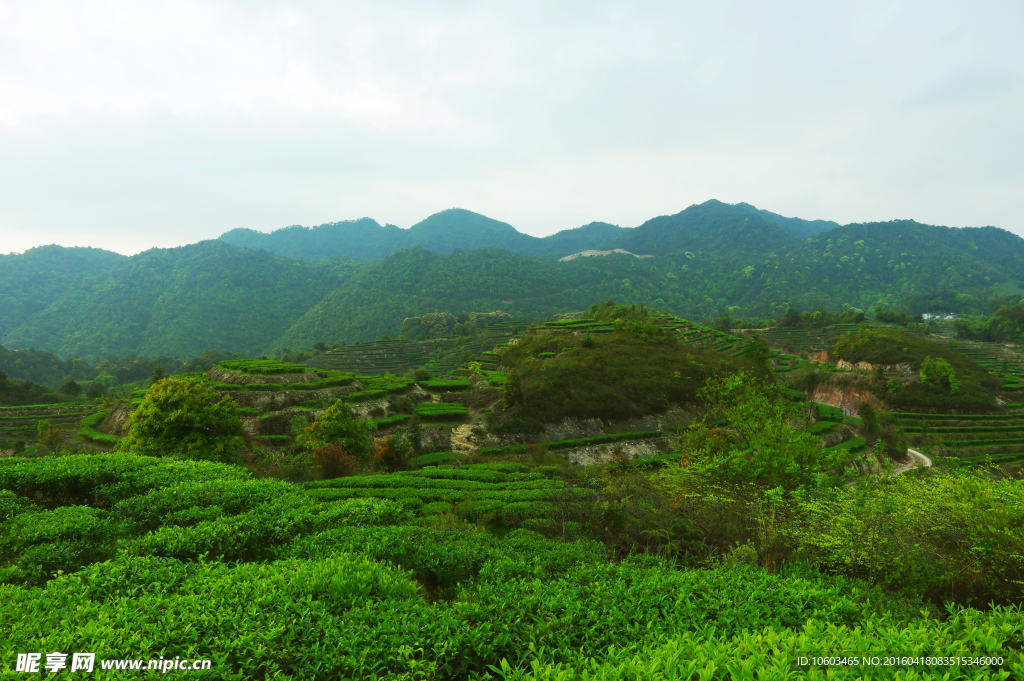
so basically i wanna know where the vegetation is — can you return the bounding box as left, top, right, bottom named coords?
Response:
left=414, top=402, right=469, bottom=422
left=218, top=359, right=308, bottom=375
left=4, top=202, right=1024, bottom=359
left=833, top=327, right=997, bottom=410
left=954, top=300, right=1024, bottom=342
left=496, top=310, right=746, bottom=423
left=3, top=240, right=360, bottom=360
left=116, top=377, right=244, bottom=463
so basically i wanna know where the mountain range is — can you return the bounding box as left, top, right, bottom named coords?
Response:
left=1, top=200, right=1021, bottom=363
left=218, top=201, right=839, bottom=263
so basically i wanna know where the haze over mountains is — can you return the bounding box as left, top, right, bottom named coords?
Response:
left=1, top=200, right=1021, bottom=362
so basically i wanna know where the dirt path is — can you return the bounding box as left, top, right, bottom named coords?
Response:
left=892, top=448, right=933, bottom=476
left=450, top=423, right=477, bottom=454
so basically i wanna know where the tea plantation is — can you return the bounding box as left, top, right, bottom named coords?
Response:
left=2, top=454, right=1022, bottom=679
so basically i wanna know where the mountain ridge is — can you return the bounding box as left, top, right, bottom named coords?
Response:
left=218, top=200, right=834, bottom=263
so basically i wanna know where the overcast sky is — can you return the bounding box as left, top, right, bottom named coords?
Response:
left=1, top=0, right=1021, bottom=255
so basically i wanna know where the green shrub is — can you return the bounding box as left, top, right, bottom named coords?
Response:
left=415, top=402, right=469, bottom=421
left=75, top=410, right=120, bottom=445
left=421, top=380, right=473, bottom=391
left=117, top=377, right=244, bottom=463
left=219, top=359, right=308, bottom=375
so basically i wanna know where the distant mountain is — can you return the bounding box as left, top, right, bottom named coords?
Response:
left=607, top=200, right=800, bottom=257
left=0, top=245, right=126, bottom=336
left=220, top=217, right=403, bottom=263
left=218, top=202, right=830, bottom=264
left=4, top=241, right=363, bottom=360
left=220, top=208, right=632, bottom=263
left=538, top=222, right=631, bottom=254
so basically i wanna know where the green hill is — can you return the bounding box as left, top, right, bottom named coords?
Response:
left=833, top=326, right=999, bottom=411
left=219, top=217, right=403, bottom=263
left=220, top=209, right=630, bottom=263
left=0, top=245, right=126, bottom=335
left=4, top=241, right=363, bottom=360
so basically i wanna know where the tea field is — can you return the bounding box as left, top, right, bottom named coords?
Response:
left=2, top=454, right=1022, bottom=679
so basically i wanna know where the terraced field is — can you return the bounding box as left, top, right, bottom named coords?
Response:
left=302, top=462, right=589, bottom=528
left=934, top=338, right=1024, bottom=392
left=894, top=410, right=1024, bottom=469
left=0, top=402, right=94, bottom=441
left=307, top=322, right=520, bottom=376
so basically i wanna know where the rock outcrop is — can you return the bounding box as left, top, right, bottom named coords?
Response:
left=205, top=367, right=323, bottom=385
left=836, top=359, right=913, bottom=374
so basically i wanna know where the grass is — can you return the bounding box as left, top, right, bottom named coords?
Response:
left=824, top=437, right=867, bottom=453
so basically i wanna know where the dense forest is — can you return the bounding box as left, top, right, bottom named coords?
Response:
left=3, top=241, right=362, bottom=360
left=2, top=200, right=1022, bottom=362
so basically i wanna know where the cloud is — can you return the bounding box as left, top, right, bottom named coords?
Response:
left=0, top=0, right=1021, bottom=254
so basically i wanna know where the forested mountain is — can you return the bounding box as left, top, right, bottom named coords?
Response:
left=607, top=200, right=802, bottom=256
left=3, top=241, right=363, bottom=360
left=220, top=218, right=405, bottom=263
left=4, top=200, right=1022, bottom=360
left=218, top=201, right=828, bottom=264
left=0, top=245, right=126, bottom=335
left=220, top=208, right=632, bottom=262
left=270, top=209, right=1024, bottom=348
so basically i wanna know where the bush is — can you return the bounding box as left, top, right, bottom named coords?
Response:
left=219, top=359, right=308, bottom=375
left=414, top=402, right=468, bottom=421
left=116, top=377, right=244, bottom=463
left=311, top=444, right=356, bottom=479
left=302, top=401, right=373, bottom=460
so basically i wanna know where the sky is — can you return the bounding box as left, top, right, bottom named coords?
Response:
left=1, top=0, right=1022, bottom=255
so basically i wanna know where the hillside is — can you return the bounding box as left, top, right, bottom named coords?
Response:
left=0, top=245, right=126, bottom=335
left=607, top=200, right=802, bottom=257
left=3, top=241, right=363, bottom=360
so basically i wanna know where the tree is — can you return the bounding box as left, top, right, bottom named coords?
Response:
left=303, top=400, right=373, bottom=461
left=59, top=379, right=82, bottom=396
left=920, top=356, right=960, bottom=394
left=150, top=365, right=166, bottom=384
left=712, top=312, right=732, bottom=332
left=779, top=308, right=800, bottom=328
left=682, top=373, right=830, bottom=489
left=310, top=443, right=356, bottom=479
left=857, top=401, right=879, bottom=441
left=741, top=334, right=773, bottom=376
left=503, top=368, right=524, bottom=409
left=373, top=431, right=411, bottom=472
left=116, top=377, right=244, bottom=463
